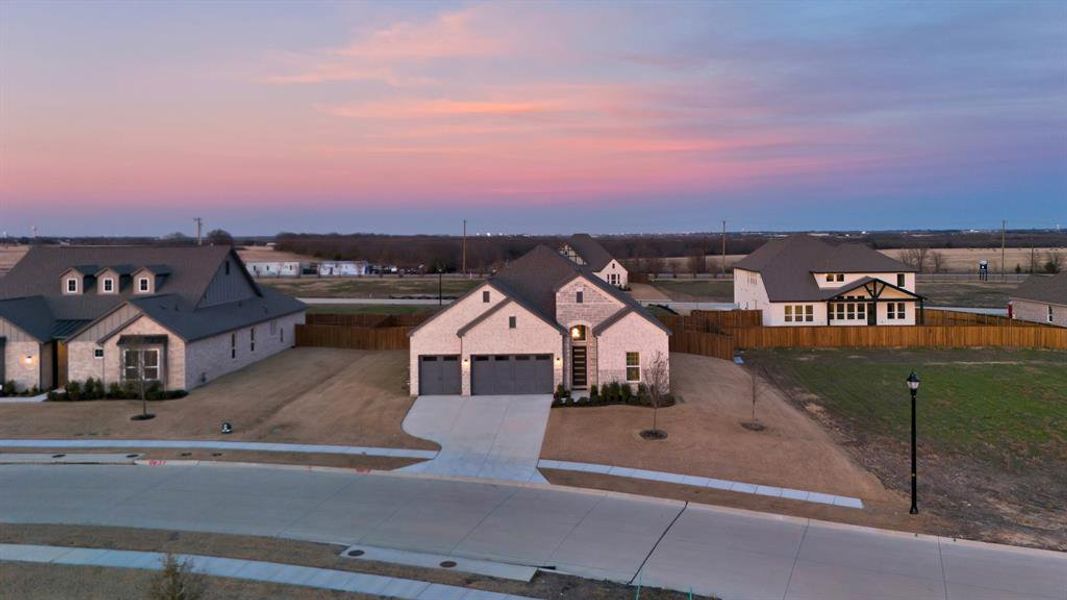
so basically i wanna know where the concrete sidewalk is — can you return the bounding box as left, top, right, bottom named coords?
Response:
left=2, top=464, right=1063, bottom=599
left=0, top=438, right=436, bottom=460
left=400, top=395, right=553, bottom=482
left=0, top=543, right=534, bottom=599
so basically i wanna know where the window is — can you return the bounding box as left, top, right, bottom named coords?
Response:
left=785, top=305, right=813, bottom=323
left=65, top=278, right=78, bottom=294
left=897, top=274, right=906, bottom=287
left=230, top=333, right=237, bottom=359
left=626, top=352, right=640, bottom=382
left=887, top=302, right=905, bottom=320
left=576, top=290, right=584, bottom=304
left=250, top=327, right=256, bottom=352
left=122, top=349, right=159, bottom=381
left=804, top=305, right=814, bottom=322
left=825, top=274, right=834, bottom=282
left=1049, top=306, right=1054, bottom=323
left=837, top=273, right=845, bottom=282
left=138, top=277, right=150, bottom=293
left=93, top=347, right=104, bottom=359
left=508, top=316, right=516, bottom=329
left=784, top=305, right=793, bottom=322
left=482, top=290, right=490, bottom=303
left=102, top=278, right=114, bottom=293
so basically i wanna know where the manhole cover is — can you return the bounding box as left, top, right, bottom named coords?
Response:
left=346, top=549, right=365, bottom=557
left=52, top=454, right=66, bottom=459
left=439, top=560, right=457, bottom=569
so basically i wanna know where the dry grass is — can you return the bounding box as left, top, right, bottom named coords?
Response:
left=236, top=246, right=317, bottom=263
left=541, top=353, right=890, bottom=500
left=0, top=348, right=436, bottom=451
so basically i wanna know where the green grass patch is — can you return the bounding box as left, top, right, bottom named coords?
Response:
left=752, top=348, right=1067, bottom=469
left=650, top=279, right=733, bottom=301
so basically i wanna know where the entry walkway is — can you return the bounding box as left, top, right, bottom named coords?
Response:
left=0, top=543, right=534, bottom=599
left=400, top=395, right=553, bottom=482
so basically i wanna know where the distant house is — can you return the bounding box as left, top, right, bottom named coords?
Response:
left=245, top=261, right=302, bottom=278
left=0, top=246, right=305, bottom=392
left=560, top=234, right=629, bottom=288
left=318, top=261, right=368, bottom=277
left=733, top=235, right=923, bottom=327
left=1010, top=271, right=1066, bottom=327
left=409, top=245, right=668, bottom=396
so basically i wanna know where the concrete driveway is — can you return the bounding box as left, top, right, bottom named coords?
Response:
left=399, top=394, right=553, bottom=483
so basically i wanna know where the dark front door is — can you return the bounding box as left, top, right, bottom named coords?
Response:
left=418, top=355, right=461, bottom=395
left=868, top=302, right=877, bottom=326
left=471, top=354, right=553, bottom=395
left=571, top=346, right=587, bottom=389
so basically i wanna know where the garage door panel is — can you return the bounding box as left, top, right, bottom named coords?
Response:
left=419, top=355, right=461, bottom=395
left=471, top=354, right=552, bottom=395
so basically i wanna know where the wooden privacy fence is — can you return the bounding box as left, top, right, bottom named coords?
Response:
left=295, top=324, right=411, bottom=350
left=731, top=324, right=1067, bottom=350
left=659, top=310, right=762, bottom=334
left=922, top=309, right=1042, bottom=327
left=669, top=330, right=737, bottom=360
left=305, top=313, right=430, bottom=328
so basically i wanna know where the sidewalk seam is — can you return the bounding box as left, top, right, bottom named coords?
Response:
left=627, top=500, right=688, bottom=586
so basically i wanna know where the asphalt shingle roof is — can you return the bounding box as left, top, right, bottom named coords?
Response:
left=733, top=235, right=916, bottom=302
left=1011, top=271, right=1067, bottom=305
left=563, top=234, right=615, bottom=271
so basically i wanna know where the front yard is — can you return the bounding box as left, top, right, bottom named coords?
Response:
left=747, top=347, right=1067, bottom=550
left=0, top=348, right=436, bottom=453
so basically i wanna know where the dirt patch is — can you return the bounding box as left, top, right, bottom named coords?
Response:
left=0, top=348, right=437, bottom=451
left=541, top=353, right=891, bottom=500
left=0, top=523, right=713, bottom=600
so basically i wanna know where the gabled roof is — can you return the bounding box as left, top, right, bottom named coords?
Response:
left=0, top=296, right=55, bottom=341
left=1011, top=272, right=1067, bottom=305
left=733, top=235, right=915, bottom=302
left=563, top=234, right=616, bottom=271
left=95, top=264, right=137, bottom=276
left=0, top=245, right=248, bottom=305
left=819, top=276, right=923, bottom=300
left=129, top=288, right=305, bottom=342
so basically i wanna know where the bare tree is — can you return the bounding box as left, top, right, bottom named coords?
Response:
left=1044, top=250, right=1063, bottom=274
left=898, top=247, right=929, bottom=273
left=687, top=248, right=706, bottom=278
left=148, top=553, right=205, bottom=600
left=929, top=250, right=945, bottom=274
left=642, top=351, right=669, bottom=438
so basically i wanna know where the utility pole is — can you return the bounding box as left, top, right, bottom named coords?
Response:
left=194, top=217, right=203, bottom=246
left=721, top=220, right=727, bottom=276
left=462, top=219, right=467, bottom=277
left=1001, top=220, right=1006, bottom=281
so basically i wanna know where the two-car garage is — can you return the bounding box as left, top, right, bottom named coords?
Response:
left=471, top=354, right=553, bottom=395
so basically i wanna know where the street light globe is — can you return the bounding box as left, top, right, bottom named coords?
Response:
left=906, top=371, right=921, bottom=391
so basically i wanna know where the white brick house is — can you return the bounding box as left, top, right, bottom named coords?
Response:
left=0, top=245, right=305, bottom=392
left=409, top=244, right=669, bottom=396
left=560, top=234, right=629, bottom=288
left=733, top=235, right=924, bottom=327
left=1010, top=272, right=1066, bottom=327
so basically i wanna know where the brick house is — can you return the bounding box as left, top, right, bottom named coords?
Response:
left=408, top=242, right=669, bottom=396
left=734, top=235, right=924, bottom=327
left=1010, top=271, right=1066, bottom=327
left=560, top=234, right=629, bottom=288
left=0, top=245, right=305, bottom=392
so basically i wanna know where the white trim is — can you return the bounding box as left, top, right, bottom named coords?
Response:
left=64, top=277, right=79, bottom=294
left=101, top=277, right=115, bottom=294
left=136, top=276, right=151, bottom=293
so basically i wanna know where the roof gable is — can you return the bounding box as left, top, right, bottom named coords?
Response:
left=562, top=234, right=616, bottom=271
left=1011, top=272, right=1067, bottom=305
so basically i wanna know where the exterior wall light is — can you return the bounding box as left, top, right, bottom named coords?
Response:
left=23, top=355, right=34, bottom=365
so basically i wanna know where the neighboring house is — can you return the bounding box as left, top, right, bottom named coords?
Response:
left=318, top=261, right=369, bottom=277
left=733, top=235, right=923, bottom=327
left=245, top=261, right=302, bottom=278
left=409, top=245, right=669, bottom=396
left=0, top=246, right=305, bottom=392
left=560, top=234, right=629, bottom=288
left=1010, top=271, right=1066, bottom=327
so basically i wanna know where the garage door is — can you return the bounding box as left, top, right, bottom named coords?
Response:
left=418, top=355, right=461, bottom=395
left=471, top=354, right=553, bottom=395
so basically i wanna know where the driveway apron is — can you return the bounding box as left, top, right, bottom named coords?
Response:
left=400, top=395, right=553, bottom=483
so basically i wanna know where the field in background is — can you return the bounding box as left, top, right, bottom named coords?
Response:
left=235, top=246, right=317, bottom=263
left=747, top=347, right=1067, bottom=550
left=260, top=276, right=482, bottom=298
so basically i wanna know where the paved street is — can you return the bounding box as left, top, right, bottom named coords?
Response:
left=400, top=395, right=553, bottom=482
left=1, top=464, right=1064, bottom=599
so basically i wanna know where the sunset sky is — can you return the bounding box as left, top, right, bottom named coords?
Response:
left=1, top=1, right=1064, bottom=236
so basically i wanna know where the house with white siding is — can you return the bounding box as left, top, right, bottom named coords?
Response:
left=733, top=235, right=923, bottom=327
left=408, top=244, right=668, bottom=397
left=560, top=234, right=629, bottom=288
left=1010, top=271, right=1066, bottom=327
left=0, top=245, right=305, bottom=392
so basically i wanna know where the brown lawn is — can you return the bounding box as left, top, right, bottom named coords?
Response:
left=541, top=353, right=890, bottom=500
left=0, top=348, right=436, bottom=451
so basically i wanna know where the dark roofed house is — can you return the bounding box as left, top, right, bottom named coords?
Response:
left=1010, top=271, right=1066, bottom=328
left=409, top=242, right=668, bottom=396
left=560, top=234, right=628, bottom=288
left=0, top=245, right=305, bottom=393
left=733, top=235, right=923, bottom=327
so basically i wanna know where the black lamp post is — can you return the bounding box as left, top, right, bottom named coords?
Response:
left=906, top=371, right=921, bottom=514
left=437, top=266, right=443, bottom=306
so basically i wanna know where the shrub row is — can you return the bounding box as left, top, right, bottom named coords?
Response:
left=47, top=378, right=188, bottom=402
left=1, top=380, right=41, bottom=397
left=552, top=382, right=676, bottom=408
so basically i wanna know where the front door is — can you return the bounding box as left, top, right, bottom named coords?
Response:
left=571, top=346, right=587, bottom=389
left=868, top=302, right=877, bottom=326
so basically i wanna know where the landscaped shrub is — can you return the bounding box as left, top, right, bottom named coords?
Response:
left=1, top=380, right=16, bottom=397
left=590, top=384, right=599, bottom=399
left=621, top=384, right=634, bottom=404
left=64, top=380, right=82, bottom=401
left=45, top=379, right=188, bottom=402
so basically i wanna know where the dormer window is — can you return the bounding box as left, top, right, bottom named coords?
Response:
left=137, top=277, right=151, bottom=293
left=65, top=277, right=79, bottom=294
left=101, top=278, right=115, bottom=293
